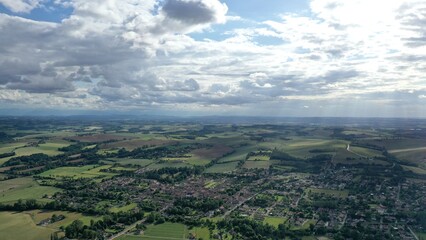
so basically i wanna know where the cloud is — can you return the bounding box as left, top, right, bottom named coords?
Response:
left=162, top=0, right=227, bottom=25
left=0, top=0, right=426, bottom=117
left=0, top=0, right=41, bottom=13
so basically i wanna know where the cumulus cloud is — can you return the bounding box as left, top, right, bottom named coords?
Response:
left=0, top=0, right=425, bottom=117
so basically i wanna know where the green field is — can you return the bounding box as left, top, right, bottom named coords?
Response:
left=38, top=165, right=116, bottom=179
left=205, top=161, right=239, bottom=173
left=119, top=222, right=188, bottom=240
left=260, top=138, right=347, bottom=159
left=110, top=203, right=138, bottom=213
left=402, top=165, right=426, bottom=175
left=108, top=158, right=154, bottom=167
left=264, top=217, right=287, bottom=228
left=416, top=232, right=426, bottom=240
left=243, top=160, right=271, bottom=169
left=392, top=150, right=426, bottom=169
left=189, top=227, right=210, bottom=239
left=307, top=188, right=349, bottom=198
left=25, top=210, right=102, bottom=228
left=0, top=177, right=60, bottom=204
left=350, top=146, right=383, bottom=158
left=147, top=161, right=191, bottom=170
left=217, top=145, right=256, bottom=163
left=0, top=141, right=69, bottom=165
left=290, top=219, right=317, bottom=230
left=0, top=211, right=57, bottom=240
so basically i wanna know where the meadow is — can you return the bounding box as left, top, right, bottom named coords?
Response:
left=0, top=177, right=60, bottom=204
left=38, top=165, right=116, bottom=179
left=0, top=212, right=57, bottom=240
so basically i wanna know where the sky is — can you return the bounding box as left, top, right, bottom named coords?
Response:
left=0, top=0, right=425, bottom=117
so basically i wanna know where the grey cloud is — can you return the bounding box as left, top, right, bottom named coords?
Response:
left=209, top=83, right=230, bottom=93
left=162, top=0, right=226, bottom=25
left=6, top=76, right=75, bottom=93
left=171, top=78, right=200, bottom=91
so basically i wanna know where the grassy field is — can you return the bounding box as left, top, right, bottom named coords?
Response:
left=392, top=150, right=426, bottom=169
left=349, top=146, right=383, bottom=158
left=365, top=139, right=426, bottom=151
left=0, top=212, right=57, bottom=240
left=402, top=165, right=426, bottom=175
left=189, top=227, right=210, bottom=239
left=416, top=232, right=426, bottom=240
left=38, top=165, right=116, bottom=179
left=261, top=139, right=347, bottom=159
left=25, top=210, right=102, bottom=228
left=142, top=222, right=188, bottom=239
left=290, top=219, right=317, bottom=230
left=205, top=161, right=239, bottom=173
left=0, top=177, right=60, bottom=204
left=102, top=138, right=175, bottom=150
left=118, top=222, right=188, bottom=240
left=204, top=180, right=220, bottom=188
left=107, top=158, right=155, bottom=167
left=307, top=188, right=349, bottom=198
left=147, top=161, right=191, bottom=170
left=264, top=217, right=287, bottom=228
left=110, top=203, right=138, bottom=213
left=161, top=145, right=234, bottom=166
left=217, top=145, right=256, bottom=163
left=333, top=149, right=390, bottom=166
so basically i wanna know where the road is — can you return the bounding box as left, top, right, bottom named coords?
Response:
left=109, top=206, right=170, bottom=240
left=108, top=219, right=145, bottom=240
left=224, top=193, right=258, bottom=217
left=408, top=226, right=419, bottom=240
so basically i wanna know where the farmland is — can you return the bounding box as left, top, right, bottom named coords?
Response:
left=0, top=117, right=425, bottom=240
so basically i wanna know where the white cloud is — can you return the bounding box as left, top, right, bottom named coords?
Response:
left=0, top=0, right=41, bottom=13
left=0, top=0, right=426, bottom=117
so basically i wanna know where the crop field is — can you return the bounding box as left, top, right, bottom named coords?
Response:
left=38, top=165, right=116, bottom=179
left=101, top=139, right=176, bottom=150
left=205, top=161, right=239, bottom=173
left=147, top=161, right=191, bottom=170
left=68, top=134, right=133, bottom=143
left=0, top=177, right=60, bottom=204
left=307, top=188, right=349, bottom=198
left=108, top=158, right=154, bottom=167
left=243, top=160, right=272, bottom=169
left=162, top=144, right=234, bottom=166
left=0, top=212, right=57, bottom=240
